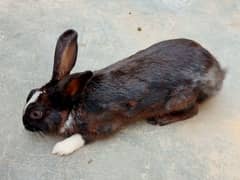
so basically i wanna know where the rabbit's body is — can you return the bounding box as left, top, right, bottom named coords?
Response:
left=23, top=30, right=225, bottom=155
left=85, top=39, right=222, bottom=112
left=65, top=39, right=225, bottom=142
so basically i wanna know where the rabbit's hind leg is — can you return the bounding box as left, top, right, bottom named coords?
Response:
left=147, top=104, right=198, bottom=126
left=146, top=86, right=199, bottom=126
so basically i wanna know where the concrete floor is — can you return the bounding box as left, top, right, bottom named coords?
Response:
left=0, top=0, right=240, bottom=179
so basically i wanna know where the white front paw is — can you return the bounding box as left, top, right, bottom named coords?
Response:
left=52, top=134, right=85, bottom=156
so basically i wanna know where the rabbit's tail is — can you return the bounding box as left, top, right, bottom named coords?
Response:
left=197, top=63, right=226, bottom=102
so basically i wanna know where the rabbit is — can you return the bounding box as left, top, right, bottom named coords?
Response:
left=22, top=29, right=225, bottom=156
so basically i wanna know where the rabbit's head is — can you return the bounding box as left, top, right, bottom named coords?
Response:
left=22, top=29, right=93, bottom=134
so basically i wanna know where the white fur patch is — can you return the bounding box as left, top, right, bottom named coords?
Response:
left=52, top=134, right=85, bottom=156
left=59, top=113, right=74, bottom=134
left=200, top=65, right=224, bottom=95
left=23, top=91, right=42, bottom=113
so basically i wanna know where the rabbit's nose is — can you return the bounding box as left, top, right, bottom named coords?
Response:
left=23, top=123, right=37, bottom=132
left=23, top=116, right=38, bottom=132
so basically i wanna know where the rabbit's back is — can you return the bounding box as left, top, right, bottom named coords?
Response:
left=83, top=39, right=224, bottom=115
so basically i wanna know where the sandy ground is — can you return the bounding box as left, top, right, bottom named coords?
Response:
left=0, top=0, right=240, bottom=179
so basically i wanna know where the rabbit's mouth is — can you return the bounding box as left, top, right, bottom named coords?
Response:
left=23, top=115, right=49, bottom=133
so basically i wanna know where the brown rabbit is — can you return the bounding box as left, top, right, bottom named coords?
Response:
left=22, top=29, right=225, bottom=155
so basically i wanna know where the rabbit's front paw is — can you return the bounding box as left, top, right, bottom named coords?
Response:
left=52, top=134, right=85, bottom=156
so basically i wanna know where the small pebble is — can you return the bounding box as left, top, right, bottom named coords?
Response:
left=88, top=159, right=93, bottom=164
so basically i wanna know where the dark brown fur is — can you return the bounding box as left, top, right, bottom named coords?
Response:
left=23, top=30, right=225, bottom=144
left=69, top=39, right=225, bottom=142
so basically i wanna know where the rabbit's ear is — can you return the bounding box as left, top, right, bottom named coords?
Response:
left=58, top=71, right=93, bottom=98
left=52, top=29, right=78, bottom=81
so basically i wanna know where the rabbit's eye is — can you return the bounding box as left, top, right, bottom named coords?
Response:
left=30, top=110, right=43, bottom=120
